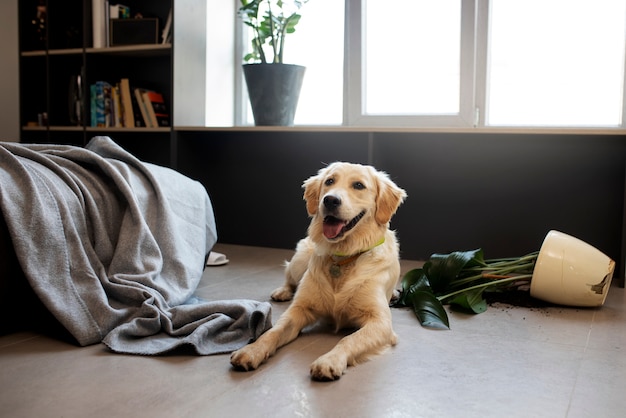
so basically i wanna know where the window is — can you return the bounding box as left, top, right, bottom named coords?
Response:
left=287, top=0, right=344, bottom=124
left=233, top=0, right=626, bottom=128
left=239, top=0, right=344, bottom=125
left=364, top=0, right=462, bottom=115
left=345, top=0, right=476, bottom=127
left=486, top=0, right=626, bottom=127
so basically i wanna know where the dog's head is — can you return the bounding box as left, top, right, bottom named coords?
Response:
left=302, top=162, right=407, bottom=251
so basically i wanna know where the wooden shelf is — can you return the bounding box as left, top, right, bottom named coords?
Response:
left=85, top=126, right=170, bottom=133
left=85, top=43, right=171, bottom=56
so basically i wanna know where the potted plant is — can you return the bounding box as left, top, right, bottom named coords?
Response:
left=395, top=230, right=615, bottom=329
left=238, top=0, right=309, bottom=126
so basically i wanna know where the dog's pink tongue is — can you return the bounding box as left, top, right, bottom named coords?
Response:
left=323, top=221, right=346, bottom=239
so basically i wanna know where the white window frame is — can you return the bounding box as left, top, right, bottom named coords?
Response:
left=344, top=0, right=479, bottom=127
left=345, top=0, right=626, bottom=129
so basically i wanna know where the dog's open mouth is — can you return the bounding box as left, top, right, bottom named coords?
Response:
left=323, top=210, right=366, bottom=240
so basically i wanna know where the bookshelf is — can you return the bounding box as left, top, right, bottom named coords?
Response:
left=18, top=0, right=174, bottom=167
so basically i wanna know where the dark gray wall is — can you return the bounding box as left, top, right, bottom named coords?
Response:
left=0, top=0, right=20, bottom=141
left=176, top=130, right=626, bottom=274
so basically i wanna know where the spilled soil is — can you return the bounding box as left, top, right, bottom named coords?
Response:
left=484, top=290, right=553, bottom=309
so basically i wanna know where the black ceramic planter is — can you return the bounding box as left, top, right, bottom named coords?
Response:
left=243, top=63, right=306, bottom=126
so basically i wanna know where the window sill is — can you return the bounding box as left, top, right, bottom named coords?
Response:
left=174, top=125, right=626, bottom=136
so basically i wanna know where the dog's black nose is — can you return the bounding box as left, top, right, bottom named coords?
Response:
left=323, top=195, right=341, bottom=210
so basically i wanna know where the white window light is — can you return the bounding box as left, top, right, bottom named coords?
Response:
left=486, top=0, right=626, bottom=127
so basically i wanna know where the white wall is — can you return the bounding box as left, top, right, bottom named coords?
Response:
left=173, top=0, right=207, bottom=126
left=0, top=0, right=20, bottom=142
left=173, top=0, right=234, bottom=126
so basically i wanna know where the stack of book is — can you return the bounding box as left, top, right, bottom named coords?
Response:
left=89, top=78, right=169, bottom=128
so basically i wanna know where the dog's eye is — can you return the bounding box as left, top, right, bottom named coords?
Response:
left=352, top=181, right=366, bottom=190
left=324, top=178, right=334, bottom=186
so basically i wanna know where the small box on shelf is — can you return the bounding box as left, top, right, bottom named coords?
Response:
left=109, top=18, right=159, bottom=47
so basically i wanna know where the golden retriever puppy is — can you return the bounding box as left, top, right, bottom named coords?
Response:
left=230, top=162, right=407, bottom=380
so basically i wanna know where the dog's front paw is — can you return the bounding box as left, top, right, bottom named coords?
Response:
left=310, top=353, right=347, bottom=381
left=389, top=289, right=401, bottom=305
left=230, top=345, right=268, bottom=371
left=270, top=286, right=294, bottom=302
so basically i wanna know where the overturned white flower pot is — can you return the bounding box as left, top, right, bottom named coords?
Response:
left=530, top=230, right=615, bottom=307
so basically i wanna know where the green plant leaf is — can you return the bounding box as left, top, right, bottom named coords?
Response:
left=238, top=0, right=309, bottom=64
left=395, top=268, right=450, bottom=329
left=396, top=268, right=425, bottom=306
left=424, top=249, right=484, bottom=293
left=448, top=288, right=488, bottom=313
left=407, top=290, right=450, bottom=330
left=285, top=14, right=302, bottom=32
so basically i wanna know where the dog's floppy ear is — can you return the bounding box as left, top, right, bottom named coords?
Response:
left=302, top=172, right=323, bottom=216
left=375, top=170, right=407, bottom=225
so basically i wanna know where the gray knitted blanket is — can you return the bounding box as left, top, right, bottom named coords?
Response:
left=0, top=137, right=271, bottom=354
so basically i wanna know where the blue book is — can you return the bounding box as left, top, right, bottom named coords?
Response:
left=90, top=84, right=97, bottom=127
left=95, top=81, right=106, bottom=127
